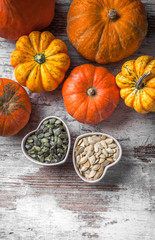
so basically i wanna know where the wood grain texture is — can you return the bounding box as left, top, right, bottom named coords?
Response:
left=0, top=0, right=155, bottom=239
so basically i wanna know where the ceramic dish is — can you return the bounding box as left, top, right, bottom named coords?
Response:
left=21, top=116, right=71, bottom=166
left=73, top=132, right=122, bottom=183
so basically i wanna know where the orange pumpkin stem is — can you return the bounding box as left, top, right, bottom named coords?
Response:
left=107, top=9, right=118, bottom=21
left=87, top=87, right=97, bottom=97
left=135, top=71, right=151, bottom=90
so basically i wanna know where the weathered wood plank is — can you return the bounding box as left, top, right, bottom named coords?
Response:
left=0, top=0, right=155, bottom=239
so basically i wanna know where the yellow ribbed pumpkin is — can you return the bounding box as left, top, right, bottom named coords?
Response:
left=11, top=31, right=70, bottom=93
left=116, top=56, right=155, bottom=113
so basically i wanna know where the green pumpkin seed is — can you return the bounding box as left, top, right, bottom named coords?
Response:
left=55, top=120, right=61, bottom=125
left=34, top=139, right=41, bottom=146
left=43, top=127, right=48, bottom=133
left=33, top=146, right=41, bottom=151
left=27, top=139, right=34, bottom=143
left=42, top=147, right=49, bottom=153
left=38, top=133, right=44, bottom=138
left=49, top=128, right=53, bottom=134
left=57, top=138, right=62, bottom=145
left=44, top=142, right=50, bottom=147
left=49, top=119, right=56, bottom=124
left=40, top=125, right=44, bottom=130
left=54, top=136, right=58, bottom=142
left=36, top=129, right=43, bottom=134
left=43, top=120, right=49, bottom=125
left=41, top=138, right=49, bottom=143
left=44, top=132, right=51, bottom=137
left=25, top=144, right=31, bottom=150
left=38, top=156, right=45, bottom=162
left=53, top=128, right=61, bottom=136
left=59, top=133, right=67, bottom=139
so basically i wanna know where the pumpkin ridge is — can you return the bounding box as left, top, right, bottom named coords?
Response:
left=76, top=21, right=102, bottom=48
left=119, top=0, right=144, bottom=11
left=139, top=92, right=149, bottom=112
left=42, top=63, right=60, bottom=85
left=8, top=110, right=20, bottom=128
left=124, top=20, right=145, bottom=38
left=95, top=24, right=106, bottom=61
left=93, top=98, right=103, bottom=122
left=143, top=88, right=155, bottom=100
left=17, top=37, right=36, bottom=56
left=8, top=86, right=20, bottom=104
left=25, top=62, right=38, bottom=85
left=94, top=0, right=104, bottom=8
left=81, top=65, right=95, bottom=86
left=2, top=81, right=20, bottom=103
left=113, top=24, right=125, bottom=51
left=29, top=32, right=41, bottom=53
left=143, top=60, right=155, bottom=79
left=12, top=101, right=31, bottom=114
left=67, top=14, right=87, bottom=24
left=133, top=61, right=139, bottom=78
left=72, top=96, right=88, bottom=119
left=100, top=93, right=119, bottom=108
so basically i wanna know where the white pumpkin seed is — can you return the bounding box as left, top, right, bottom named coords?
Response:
left=99, top=158, right=105, bottom=164
left=105, top=138, right=113, bottom=144
left=89, top=170, right=96, bottom=178
left=94, top=144, right=99, bottom=153
left=83, top=160, right=90, bottom=168
left=96, top=149, right=102, bottom=158
left=102, top=149, right=108, bottom=157
left=106, top=158, right=114, bottom=163
left=80, top=165, right=88, bottom=172
left=76, top=155, right=81, bottom=164
left=80, top=142, right=85, bottom=147
left=100, top=153, right=107, bottom=159
left=92, top=164, right=101, bottom=171
left=76, top=146, right=85, bottom=155
left=108, top=143, right=117, bottom=149
left=106, top=148, right=114, bottom=154
left=101, top=160, right=110, bottom=167
left=94, top=166, right=104, bottom=180
left=77, top=139, right=83, bottom=145
left=100, top=135, right=107, bottom=140
left=89, top=155, right=95, bottom=165
left=86, top=150, right=94, bottom=157
left=113, top=150, right=119, bottom=160
left=100, top=140, right=107, bottom=149
left=79, top=156, right=88, bottom=164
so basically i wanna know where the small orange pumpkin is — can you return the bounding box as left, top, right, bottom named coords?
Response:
left=67, top=0, right=148, bottom=64
left=0, top=78, right=31, bottom=137
left=11, top=31, right=70, bottom=92
left=62, top=64, right=119, bottom=124
left=116, top=56, right=155, bottom=113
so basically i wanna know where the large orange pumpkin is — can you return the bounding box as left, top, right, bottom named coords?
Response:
left=116, top=56, right=155, bottom=113
left=11, top=31, right=70, bottom=93
left=67, top=0, right=148, bottom=64
left=0, top=78, right=31, bottom=137
left=62, top=64, right=119, bottom=124
left=0, top=0, right=55, bottom=40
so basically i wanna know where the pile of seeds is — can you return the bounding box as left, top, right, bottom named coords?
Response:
left=75, top=135, right=119, bottom=181
left=25, top=118, right=69, bottom=163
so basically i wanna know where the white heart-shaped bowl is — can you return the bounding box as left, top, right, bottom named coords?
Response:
left=73, top=132, right=122, bottom=183
left=21, top=116, right=71, bottom=166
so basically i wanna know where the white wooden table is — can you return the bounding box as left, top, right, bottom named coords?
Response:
left=0, top=1, right=155, bottom=239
